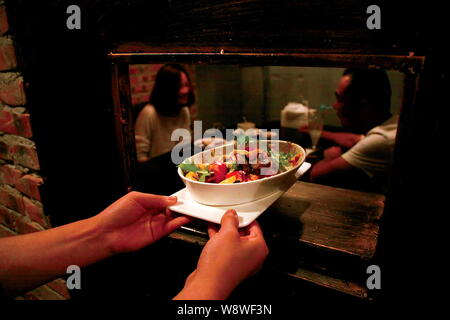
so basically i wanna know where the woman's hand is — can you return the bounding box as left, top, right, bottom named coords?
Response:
left=0, top=191, right=192, bottom=297
left=174, top=210, right=269, bottom=300
left=93, top=191, right=192, bottom=255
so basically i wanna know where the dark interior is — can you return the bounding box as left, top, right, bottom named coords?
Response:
left=6, top=0, right=443, bottom=306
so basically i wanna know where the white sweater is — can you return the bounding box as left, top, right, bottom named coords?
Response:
left=134, top=104, right=191, bottom=162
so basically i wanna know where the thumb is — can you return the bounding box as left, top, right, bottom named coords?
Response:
left=219, top=209, right=239, bottom=233
left=128, top=192, right=177, bottom=210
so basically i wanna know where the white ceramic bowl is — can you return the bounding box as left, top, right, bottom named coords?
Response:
left=178, top=140, right=306, bottom=206
left=193, top=137, right=227, bottom=150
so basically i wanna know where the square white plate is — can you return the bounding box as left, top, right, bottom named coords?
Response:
left=169, top=162, right=311, bottom=228
left=169, top=188, right=285, bottom=228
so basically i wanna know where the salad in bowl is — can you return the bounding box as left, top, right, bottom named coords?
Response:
left=177, top=140, right=305, bottom=206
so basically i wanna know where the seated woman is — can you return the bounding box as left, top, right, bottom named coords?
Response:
left=135, top=64, right=195, bottom=163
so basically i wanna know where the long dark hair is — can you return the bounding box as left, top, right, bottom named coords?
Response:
left=149, top=64, right=195, bottom=116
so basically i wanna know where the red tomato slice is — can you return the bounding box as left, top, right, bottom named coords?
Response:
left=210, top=162, right=228, bottom=183
left=225, top=171, right=245, bottom=182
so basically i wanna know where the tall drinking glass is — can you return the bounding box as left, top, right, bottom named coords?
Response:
left=307, top=108, right=323, bottom=151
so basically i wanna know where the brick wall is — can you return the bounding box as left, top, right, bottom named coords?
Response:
left=129, top=63, right=198, bottom=119
left=0, top=2, right=69, bottom=300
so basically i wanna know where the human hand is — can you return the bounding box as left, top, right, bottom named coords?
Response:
left=323, top=146, right=343, bottom=161
left=93, top=192, right=192, bottom=255
left=175, top=210, right=269, bottom=300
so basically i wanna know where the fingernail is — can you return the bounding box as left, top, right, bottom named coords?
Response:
left=226, top=209, right=237, bottom=215
left=168, top=196, right=177, bottom=202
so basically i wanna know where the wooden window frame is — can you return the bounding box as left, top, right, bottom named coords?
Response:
left=109, top=46, right=425, bottom=194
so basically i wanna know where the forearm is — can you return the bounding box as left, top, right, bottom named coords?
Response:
left=0, top=216, right=111, bottom=297
left=310, top=156, right=353, bottom=183
left=174, top=270, right=233, bottom=300
left=321, top=131, right=363, bottom=149
left=319, top=131, right=335, bottom=143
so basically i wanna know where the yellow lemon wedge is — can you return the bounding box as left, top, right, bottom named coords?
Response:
left=186, top=171, right=199, bottom=181
left=219, top=175, right=237, bottom=184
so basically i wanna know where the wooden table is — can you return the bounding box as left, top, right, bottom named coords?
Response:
left=169, top=181, right=385, bottom=299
